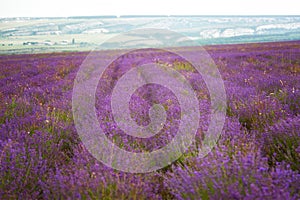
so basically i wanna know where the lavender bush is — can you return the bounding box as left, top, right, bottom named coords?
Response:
left=0, top=41, right=299, bottom=199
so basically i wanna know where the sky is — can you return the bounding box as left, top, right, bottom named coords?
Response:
left=1, top=0, right=299, bottom=18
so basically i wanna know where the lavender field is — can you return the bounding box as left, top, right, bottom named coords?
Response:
left=0, top=41, right=300, bottom=199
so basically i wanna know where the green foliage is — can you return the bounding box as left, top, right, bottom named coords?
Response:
left=173, top=62, right=195, bottom=72
left=262, top=117, right=300, bottom=171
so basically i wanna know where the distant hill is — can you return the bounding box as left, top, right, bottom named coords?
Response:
left=1, top=16, right=300, bottom=54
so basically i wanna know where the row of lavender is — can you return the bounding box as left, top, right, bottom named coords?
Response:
left=0, top=41, right=299, bottom=199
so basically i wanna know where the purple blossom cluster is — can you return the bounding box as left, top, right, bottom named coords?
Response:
left=0, top=41, right=299, bottom=199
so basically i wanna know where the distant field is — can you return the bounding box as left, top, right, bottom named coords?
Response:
left=0, top=17, right=135, bottom=54
left=1, top=16, right=300, bottom=54
left=0, top=33, right=119, bottom=54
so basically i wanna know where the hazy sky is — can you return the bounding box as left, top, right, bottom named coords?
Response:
left=1, top=0, right=299, bottom=17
